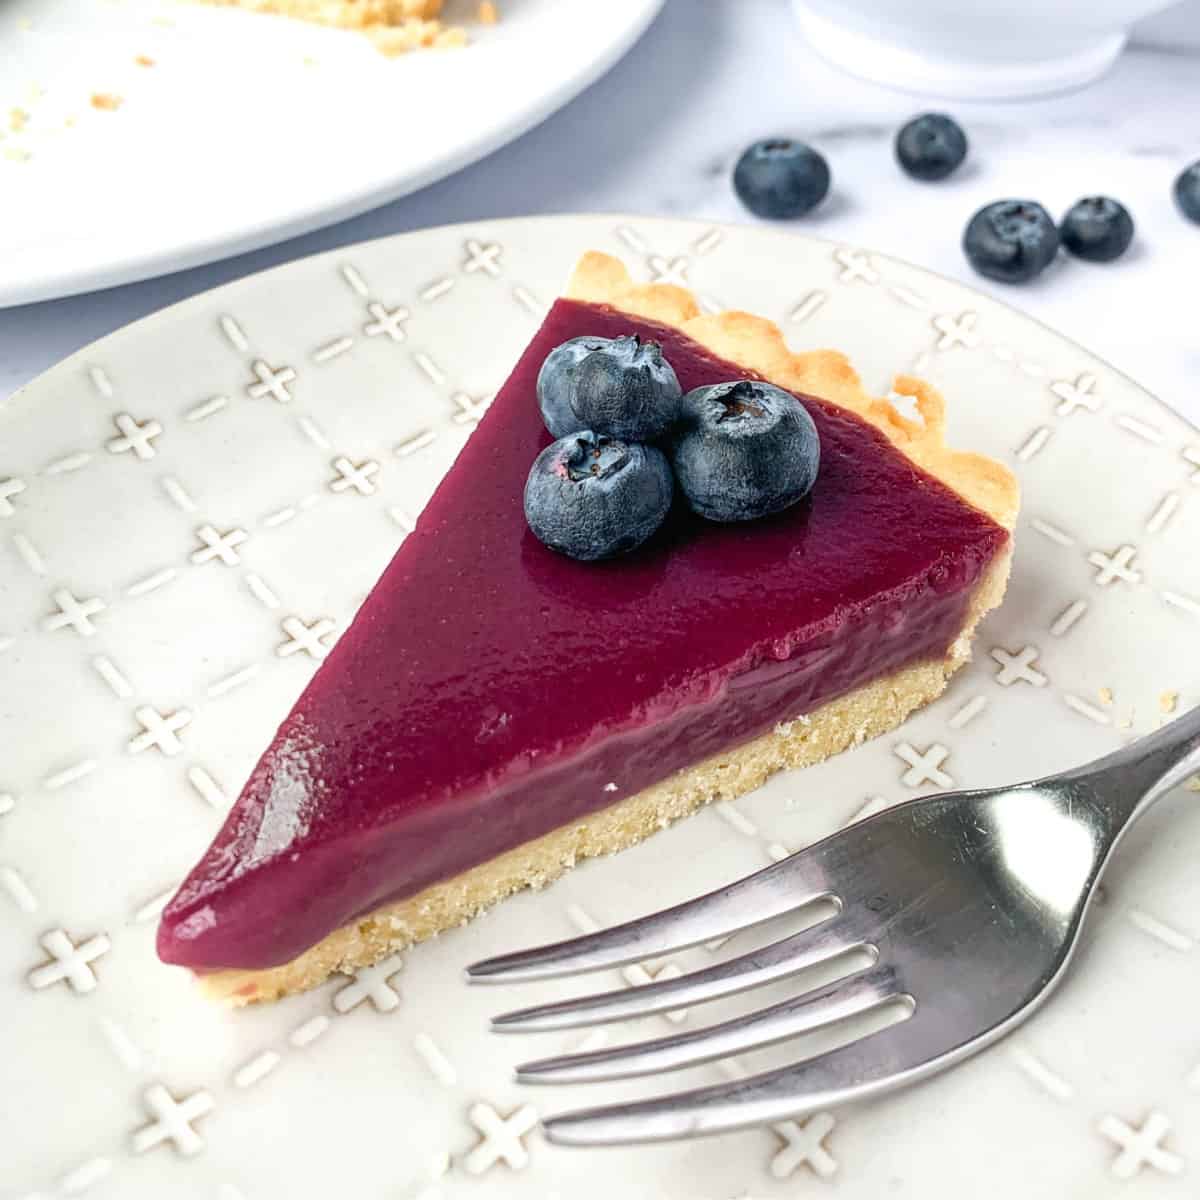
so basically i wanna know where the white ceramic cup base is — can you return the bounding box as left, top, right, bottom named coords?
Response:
left=791, top=1, right=1128, bottom=100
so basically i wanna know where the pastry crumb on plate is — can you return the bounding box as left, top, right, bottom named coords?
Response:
left=369, top=20, right=466, bottom=54
left=199, top=0, right=499, bottom=54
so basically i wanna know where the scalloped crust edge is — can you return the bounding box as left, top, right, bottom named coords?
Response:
left=197, top=251, right=1017, bottom=1004
left=567, top=251, right=1018, bottom=531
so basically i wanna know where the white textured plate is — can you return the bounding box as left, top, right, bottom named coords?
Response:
left=2, top=216, right=1200, bottom=1199
left=0, top=0, right=662, bottom=306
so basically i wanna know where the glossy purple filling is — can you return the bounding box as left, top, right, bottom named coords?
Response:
left=159, top=299, right=1007, bottom=972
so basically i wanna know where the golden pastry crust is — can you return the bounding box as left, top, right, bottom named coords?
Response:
left=566, top=251, right=1019, bottom=532
left=199, top=251, right=1017, bottom=1005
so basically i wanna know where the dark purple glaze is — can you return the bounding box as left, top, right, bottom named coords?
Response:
left=159, top=299, right=1008, bottom=972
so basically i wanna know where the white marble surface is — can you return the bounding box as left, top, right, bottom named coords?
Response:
left=3, top=0, right=1199, bottom=423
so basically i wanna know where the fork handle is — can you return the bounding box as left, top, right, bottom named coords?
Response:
left=1071, top=703, right=1200, bottom=833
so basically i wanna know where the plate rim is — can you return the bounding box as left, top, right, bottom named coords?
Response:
left=7, top=211, right=1196, bottom=445
left=4, top=209, right=1199, bottom=1199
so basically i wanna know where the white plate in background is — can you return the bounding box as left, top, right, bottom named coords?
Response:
left=0, top=0, right=663, bottom=305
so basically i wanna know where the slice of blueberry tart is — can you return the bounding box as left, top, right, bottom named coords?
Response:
left=158, top=251, right=1019, bottom=1003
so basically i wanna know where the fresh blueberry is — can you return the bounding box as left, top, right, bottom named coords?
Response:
left=895, top=113, right=968, bottom=181
left=1174, top=160, right=1200, bottom=224
left=569, top=335, right=682, bottom=442
left=536, top=335, right=610, bottom=437
left=524, top=431, right=674, bottom=561
left=733, top=139, right=830, bottom=219
left=1059, top=196, right=1134, bottom=262
left=671, top=381, right=820, bottom=523
left=963, top=200, right=1059, bottom=284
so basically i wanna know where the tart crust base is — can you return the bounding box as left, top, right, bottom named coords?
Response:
left=201, top=252, right=1019, bottom=1005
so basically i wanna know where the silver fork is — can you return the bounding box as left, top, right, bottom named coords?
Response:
left=467, top=706, right=1200, bottom=1147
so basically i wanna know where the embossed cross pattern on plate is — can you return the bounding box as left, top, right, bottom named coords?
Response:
left=363, top=301, right=410, bottom=342
left=191, top=524, right=248, bottom=566
left=131, top=1086, right=215, bottom=1158
left=247, top=360, right=297, bottom=404
left=465, top=1103, right=538, bottom=1174
left=128, top=706, right=192, bottom=756
left=277, top=616, right=336, bottom=660
left=329, top=456, right=380, bottom=496
left=770, top=1113, right=838, bottom=1179
left=42, top=588, right=106, bottom=636
left=28, top=929, right=111, bottom=993
left=4, top=221, right=1200, bottom=1199
left=462, top=239, right=502, bottom=277
left=106, top=414, right=163, bottom=460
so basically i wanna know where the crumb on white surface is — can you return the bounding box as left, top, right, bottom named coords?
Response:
left=135, top=54, right=156, bottom=67
left=203, top=0, right=472, bottom=55
left=1160, top=690, right=1179, bottom=715
left=90, top=93, right=123, bottom=111
left=1187, top=777, right=1200, bottom=793
left=1098, top=687, right=1113, bottom=706
left=378, top=21, right=466, bottom=52
left=9, top=108, right=28, bottom=133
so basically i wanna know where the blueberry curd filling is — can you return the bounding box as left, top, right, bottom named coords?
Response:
left=158, top=298, right=1008, bottom=972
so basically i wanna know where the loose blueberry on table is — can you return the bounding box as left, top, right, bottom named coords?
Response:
left=568, top=334, right=682, bottom=442
left=1175, top=160, right=1200, bottom=224
left=895, top=113, right=968, bottom=182
left=1059, top=196, right=1134, bottom=262
left=671, top=380, right=820, bottom=522
left=733, top=138, right=830, bottom=219
left=524, top=432, right=673, bottom=561
left=963, top=199, right=1060, bottom=284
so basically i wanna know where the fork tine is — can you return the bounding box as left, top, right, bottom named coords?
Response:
left=541, top=1010, right=944, bottom=1147
left=514, top=963, right=901, bottom=1084
left=466, top=850, right=836, bottom=984
left=490, top=918, right=867, bottom=1033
